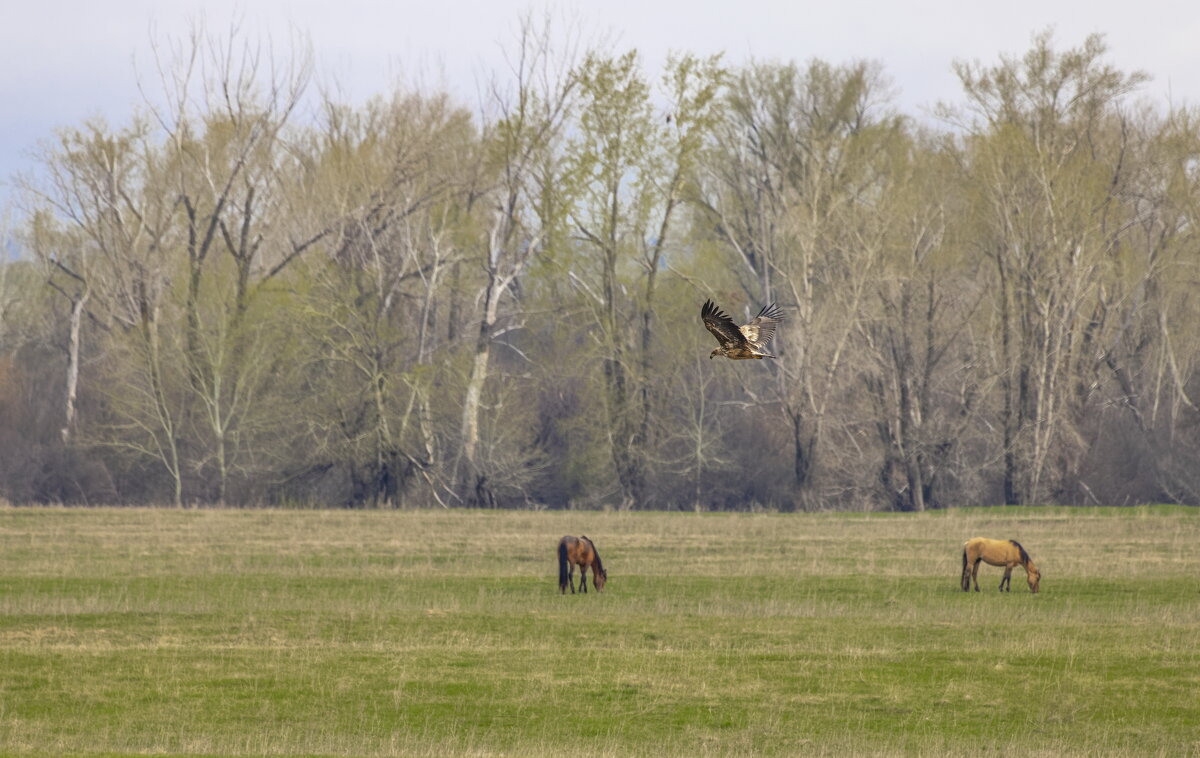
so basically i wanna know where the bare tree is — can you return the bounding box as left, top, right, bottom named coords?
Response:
left=1092, top=105, right=1200, bottom=504
left=25, top=119, right=186, bottom=502
left=949, top=31, right=1150, bottom=504
left=857, top=139, right=981, bottom=510
left=142, top=24, right=322, bottom=503
left=456, top=13, right=580, bottom=506
left=297, top=92, right=476, bottom=507
left=696, top=59, right=902, bottom=507
left=566, top=50, right=725, bottom=508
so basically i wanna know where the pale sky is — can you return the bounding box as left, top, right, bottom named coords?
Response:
left=3, top=0, right=1199, bottom=211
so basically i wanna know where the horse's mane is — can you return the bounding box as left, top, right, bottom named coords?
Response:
left=1009, top=540, right=1031, bottom=564
left=581, top=535, right=604, bottom=573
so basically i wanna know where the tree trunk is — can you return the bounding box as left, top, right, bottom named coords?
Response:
left=787, top=407, right=813, bottom=490
left=460, top=321, right=492, bottom=498
left=459, top=213, right=517, bottom=507
left=61, top=289, right=88, bottom=443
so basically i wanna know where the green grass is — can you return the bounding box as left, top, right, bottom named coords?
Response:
left=1, top=506, right=1198, bottom=756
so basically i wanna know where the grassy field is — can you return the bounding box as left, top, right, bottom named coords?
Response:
left=0, top=506, right=1198, bottom=757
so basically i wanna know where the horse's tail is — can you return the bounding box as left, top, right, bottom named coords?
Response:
left=557, top=538, right=569, bottom=593
left=961, top=547, right=970, bottom=591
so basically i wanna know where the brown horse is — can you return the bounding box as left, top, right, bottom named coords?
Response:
left=961, top=537, right=1040, bottom=593
left=558, top=535, right=606, bottom=594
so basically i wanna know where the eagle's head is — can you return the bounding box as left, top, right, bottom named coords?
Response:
left=709, top=348, right=722, bottom=359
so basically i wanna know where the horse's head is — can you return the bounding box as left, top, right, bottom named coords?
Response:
left=1026, top=563, right=1041, bottom=593
left=593, top=567, right=607, bottom=592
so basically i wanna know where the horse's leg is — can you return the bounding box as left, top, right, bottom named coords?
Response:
left=1001, top=566, right=1012, bottom=592
left=580, top=566, right=588, bottom=593
left=568, top=563, right=576, bottom=594
left=971, top=559, right=981, bottom=592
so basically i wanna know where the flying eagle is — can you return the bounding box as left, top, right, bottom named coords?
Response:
left=701, top=299, right=784, bottom=360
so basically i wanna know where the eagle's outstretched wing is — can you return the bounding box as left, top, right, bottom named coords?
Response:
left=701, top=299, right=745, bottom=349
left=739, top=303, right=783, bottom=348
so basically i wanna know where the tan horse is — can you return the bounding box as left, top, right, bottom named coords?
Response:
left=558, top=535, right=606, bottom=594
left=961, top=537, right=1040, bottom=593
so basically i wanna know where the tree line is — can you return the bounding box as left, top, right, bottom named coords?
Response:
left=2, top=23, right=1198, bottom=510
